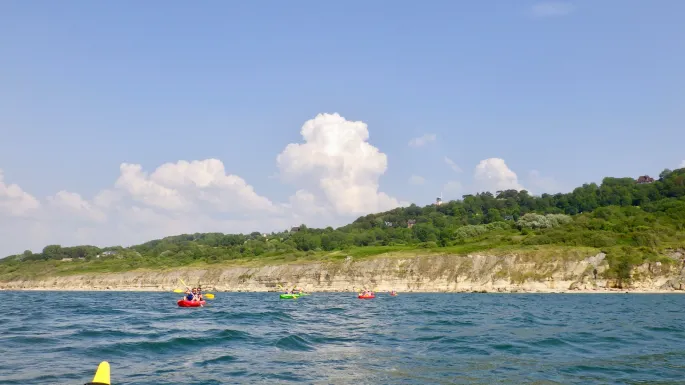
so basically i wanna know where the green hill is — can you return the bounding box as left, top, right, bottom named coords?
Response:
left=1, top=168, right=684, bottom=282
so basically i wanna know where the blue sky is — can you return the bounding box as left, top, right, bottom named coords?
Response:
left=0, top=1, right=684, bottom=254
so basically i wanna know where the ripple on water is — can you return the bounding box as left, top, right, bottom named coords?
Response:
left=1, top=292, right=685, bottom=384
left=274, top=334, right=316, bottom=351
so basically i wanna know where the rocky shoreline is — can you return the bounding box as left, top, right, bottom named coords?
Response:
left=1, top=286, right=681, bottom=294
left=2, top=252, right=684, bottom=294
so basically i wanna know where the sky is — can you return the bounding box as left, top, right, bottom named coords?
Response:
left=1, top=0, right=684, bottom=256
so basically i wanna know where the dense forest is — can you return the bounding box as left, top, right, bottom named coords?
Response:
left=1, top=168, right=684, bottom=281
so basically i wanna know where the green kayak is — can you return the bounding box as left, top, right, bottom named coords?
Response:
left=280, top=293, right=300, bottom=299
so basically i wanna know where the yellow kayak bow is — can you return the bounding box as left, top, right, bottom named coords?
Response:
left=84, top=361, right=110, bottom=385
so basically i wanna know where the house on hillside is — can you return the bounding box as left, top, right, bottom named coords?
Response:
left=96, top=250, right=117, bottom=259
left=384, top=221, right=393, bottom=227
left=290, top=226, right=301, bottom=232
left=636, top=175, right=655, bottom=184
left=407, top=219, right=416, bottom=229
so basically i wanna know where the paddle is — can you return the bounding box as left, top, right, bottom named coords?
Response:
left=277, top=284, right=303, bottom=297
left=197, top=282, right=215, bottom=299
left=175, top=289, right=214, bottom=298
left=355, top=286, right=377, bottom=297
left=179, top=278, right=203, bottom=307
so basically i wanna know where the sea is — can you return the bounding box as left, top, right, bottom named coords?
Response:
left=1, top=291, right=684, bottom=384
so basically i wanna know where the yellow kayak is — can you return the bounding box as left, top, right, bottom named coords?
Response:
left=85, top=361, right=110, bottom=385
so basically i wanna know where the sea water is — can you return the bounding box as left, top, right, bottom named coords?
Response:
left=1, top=292, right=684, bottom=384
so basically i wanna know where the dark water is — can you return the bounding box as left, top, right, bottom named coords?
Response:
left=1, top=292, right=684, bottom=384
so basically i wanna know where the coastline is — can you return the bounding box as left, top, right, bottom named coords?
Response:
left=0, top=287, right=682, bottom=294
left=2, top=252, right=684, bottom=294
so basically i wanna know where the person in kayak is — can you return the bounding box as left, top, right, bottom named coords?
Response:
left=184, top=288, right=195, bottom=302
left=196, top=287, right=203, bottom=301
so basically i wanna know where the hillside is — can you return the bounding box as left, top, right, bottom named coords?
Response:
left=1, top=167, right=684, bottom=291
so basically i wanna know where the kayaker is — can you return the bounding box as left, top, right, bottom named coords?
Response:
left=185, top=289, right=194, bottom=302
left=197, top=287, right=203, bottom=301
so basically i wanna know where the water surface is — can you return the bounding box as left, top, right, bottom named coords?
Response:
left=1, top=292, right=684, bottom=384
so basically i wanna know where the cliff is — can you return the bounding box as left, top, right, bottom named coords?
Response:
left=2, top=250, right=685, bottom=293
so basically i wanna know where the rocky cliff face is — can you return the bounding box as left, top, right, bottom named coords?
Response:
left=2, top=251, right=684, bottom=292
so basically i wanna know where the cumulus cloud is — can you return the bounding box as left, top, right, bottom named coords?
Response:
left=473, top=158, right=525, bottom=193
left=530, top=2, right=575, bottom=18
left=47, top=191, right=107, bottom=223
left=408, top=133, right=436, bottom=147
left=0, top=113, right=409, bottom=256
left=408, top=175, right=425, bottom=185
left=113, top=159, right=278, bottom=215
left=444, top=157, right=462, bottom=173
left=0, top=169, right=40, bottom=217
left=277, top=113, right=406, bottom=216
left=0, top=167, right=291, bottom=256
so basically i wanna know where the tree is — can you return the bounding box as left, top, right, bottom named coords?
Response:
left=659, top=169, right=673, bottom=180
left=486, top=208, right=503, bottom=223
left=42, top=245, right=63, bottom=259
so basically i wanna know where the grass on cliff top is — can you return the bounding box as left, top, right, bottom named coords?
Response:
left=3, top=221, right=679, bottom=282
left=0, top=242, right=601, bottom=281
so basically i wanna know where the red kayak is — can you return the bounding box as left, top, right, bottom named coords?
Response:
left=358, top=294, right=375, bottom=299
left=177, top=299, right=206, bottom=307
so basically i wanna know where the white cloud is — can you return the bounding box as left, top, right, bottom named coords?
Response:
left=47, top=191, right=107, bottom=223
left=530, top=2, right=574, bottom=18
left=679, top=160, right=685, bottom=168
left=408, top=175, right=425, bottom=185
left=0, top=113, right=409, bottom=257
left=408, top=133, right=436, bottom=147
left=0, top=168, right=292, bottom=256
left=473, top=158, right=525, bottom=193
left=114, top=159, right=279, bottom=216
left=0, top=169, right=40, bottom=217
left=526, top=170, right=561, bottom=194
left=277, top=113, right=407, bottom=216
left=444, top=157, right=462, bottom=173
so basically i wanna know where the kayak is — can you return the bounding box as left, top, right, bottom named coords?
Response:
left=85, top=361, right=110, bottom=385
left=390, top=293, right=398, bottom=296
left=177, top=299, right=206, bottom=307
left=358, top=294, right=375, bottom=299
left=280, top=293, right=300, bottom=299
